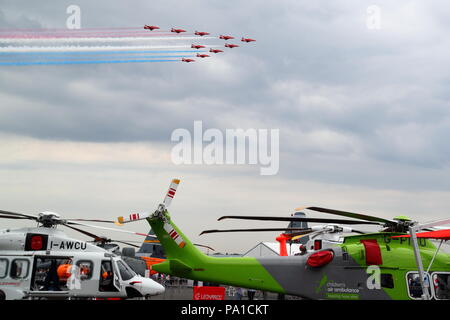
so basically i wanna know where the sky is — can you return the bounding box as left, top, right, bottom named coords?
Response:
left=1, top=1, right=450, bottom=253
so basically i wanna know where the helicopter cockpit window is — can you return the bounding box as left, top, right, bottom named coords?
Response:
left=117, top=260, right=135, bottom=281
left=432, top=273, right=450, bottom=300
left=406, top=272, right=432, bottom=299
left=10, top=259, right=29, bottom=279
left=0, top=259, right=8, bottom=279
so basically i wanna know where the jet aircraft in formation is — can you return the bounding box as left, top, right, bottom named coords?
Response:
left=142, top=25, right=255, bottom=63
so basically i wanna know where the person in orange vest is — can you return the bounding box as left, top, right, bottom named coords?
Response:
left=79, top=264, right=90, bottom=280
left=99, top=262, right=114, bottom=291
left=57, top=260, right=72, bottom=282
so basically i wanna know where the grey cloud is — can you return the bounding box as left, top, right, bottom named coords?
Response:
left=1, top=0, right=450, bottom=192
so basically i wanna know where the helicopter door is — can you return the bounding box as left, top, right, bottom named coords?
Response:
left=111, top=259, right=122, bottom=292
left=99, top=260, right=120, bottom=292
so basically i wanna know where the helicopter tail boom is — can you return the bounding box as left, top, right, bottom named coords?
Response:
left=147, top=212, right=286, bottom=293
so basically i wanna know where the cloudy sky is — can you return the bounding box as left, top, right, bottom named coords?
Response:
left=1, top=1, right=450, bottom=253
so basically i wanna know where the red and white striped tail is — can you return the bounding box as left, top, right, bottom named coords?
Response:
left=163, top=179, right=180, bottom=208
left=117, top=212, right=150, bottom=224
left=163, top=221, right=186, bottom=248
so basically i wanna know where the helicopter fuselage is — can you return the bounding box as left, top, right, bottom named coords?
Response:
left=0, top=227, right=164, bottom=300
left=148, top=212, right=450, bottom=300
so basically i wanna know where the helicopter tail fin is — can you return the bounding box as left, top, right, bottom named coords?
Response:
left=146, top=210, right=285, bottom=293
left=146, top=213, right=206, bottom=275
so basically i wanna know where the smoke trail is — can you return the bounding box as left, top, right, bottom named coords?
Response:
left=0, top=27, right=143, bottom=32
left=0, top=45, right=221, bottom=53
left=0, top=29, right=161, bottom=34
left=0, top=27, right=229, bottom=66
left=0, top=58, right=181, bottom=66
left=0, top=50, right=204, bottom=56
left=0, top=55, right=195, bottom=62
left=0, top=32, right=175, bottom=39
left=0, top=36, right=216, bottom=44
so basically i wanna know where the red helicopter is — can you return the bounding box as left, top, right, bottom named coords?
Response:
left=196, top=53, right=210, bottom=58
left=209, top=49, right=223, bottom=53
left=171, top=28, right=186, bottom=33
left=181, top=58, right=195, bottom=63
left=195, top=31, right=210, bottom=36
left=225, top=43, right=239, bottom=48
left=191, top=44, right=205, bottom=49
left=144, top=25, right=160, bottom=31
left=219, top=35, right=234, bottom=40
left=241, top=37, right=256, bottom=42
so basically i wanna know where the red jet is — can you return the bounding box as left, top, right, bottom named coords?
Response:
left=209, top=49, right=223, bottom=53
left=191, top=44, right=205, bottom=49
left=196, top=53, right=210, bottom=58
left=195, top=31, right=210, bottom=36
left=144, top=25, right=160, bottom=31
left=171, top=28, right=186, bottom=33
left=219, top=35, right=234, bottom=40
left=225, top=43, right=239, bottom=48
left=182, top=58, right=195, bottom=63
left=241, top=37, right=256, bottom=42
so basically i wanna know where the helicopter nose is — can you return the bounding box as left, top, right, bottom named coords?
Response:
left=155, top=282, right=165, bottom=295
left=147, top=279, right=165, bottom=295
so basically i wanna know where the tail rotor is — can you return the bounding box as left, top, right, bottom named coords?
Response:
left=116, top=178, right=180, bottom=224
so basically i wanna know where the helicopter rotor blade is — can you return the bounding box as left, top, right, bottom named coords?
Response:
left=66, top=218, right=117, bottom=224
left=63, top=223, right=104, bottom=242
left=350, top=229, right=368, bottom=234
left=289, top=226, right=368, bottom=239
left=63, top=224, right=144, bottom=249
left=287, top=229, right=318, bottom=238
left=200, top=227, right=313, bottom=236
left=163, top=178, right=180, bottom=208
left=117, top=179, right=181, bottom=225
left=86, top=238, right=141, bottom=248
left=66, top=221, right=150, bottom=237
left=111, top=240, right=141, bottom=248
left=218, top=216, right=380, bottom=225
left=290, top=230, right=323, bottom=241
left=0, top=214, right=33, bottom=220
left=0, top=209, right=38, bottom=220
left=309, top=230, right=328, bottom=240
left=299, top=207, right=396, bottom=225
left=193, top=243, right=215, bottom=251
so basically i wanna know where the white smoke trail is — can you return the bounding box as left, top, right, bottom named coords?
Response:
left=0, top=36, right=217, bottom=44
left=0, top=45, right=223, bottom=53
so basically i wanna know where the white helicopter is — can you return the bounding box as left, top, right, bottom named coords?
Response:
left=0, top=210, right=165, bottom=300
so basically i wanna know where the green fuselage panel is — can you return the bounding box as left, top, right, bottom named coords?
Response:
left=148, top=216, right=286, bottom=293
